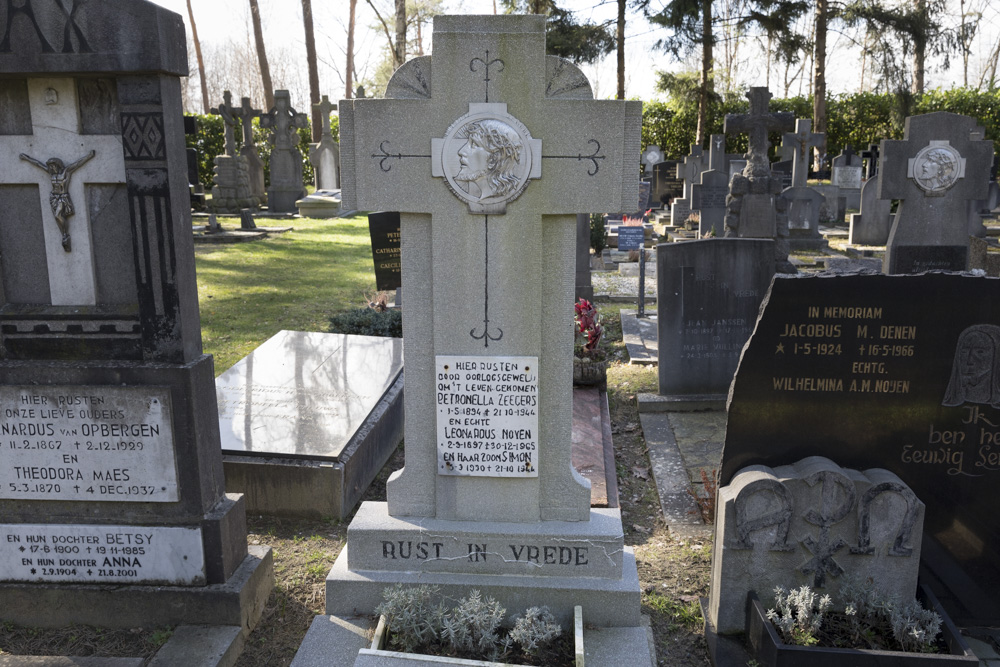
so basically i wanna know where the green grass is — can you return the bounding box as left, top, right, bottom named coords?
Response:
left=195, top=214, right=379, bottom=374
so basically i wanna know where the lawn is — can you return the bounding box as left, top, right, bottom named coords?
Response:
left=195, top=214, right=379, bottom=374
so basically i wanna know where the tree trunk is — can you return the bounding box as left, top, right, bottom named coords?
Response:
left=912, top=0, right=926, bottom=94
left=812, top=0, right=827, bottom=169
left=394, top=0, right=406, bottom=68
left=185, top=0, right=209, bottom=114
left=696, top=0, right=712, bottom=145
left=302, top=0, right=321, bottom=141
left=616, top=0, right=625, bottom=100
left=346, top=0, right=356, bottom=99
left=248, top=0, right=274, bottom=110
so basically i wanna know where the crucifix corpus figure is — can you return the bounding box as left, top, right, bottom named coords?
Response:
left=19, top=150, right=95, bottom=252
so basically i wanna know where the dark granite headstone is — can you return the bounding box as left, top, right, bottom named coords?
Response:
left=723, top=272, right=1000, bottom=624
left=771, top=160, right=793, bottom=190
left=368, top=211, right=402, bottom=291
left=657, top=239, right=774, bottom=396
left=652, top=160, right=683, bottom=208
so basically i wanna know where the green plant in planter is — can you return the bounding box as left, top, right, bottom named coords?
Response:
left=766, top=579, right=944, bottom=653
left=766, top=585, right=831, bottom=646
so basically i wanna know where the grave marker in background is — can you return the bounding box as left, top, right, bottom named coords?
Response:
left=368, top=211, right=402, bottom=291
left=879, top=112, right=993, bottom=273
left=261, top=90, right=308, bottom=213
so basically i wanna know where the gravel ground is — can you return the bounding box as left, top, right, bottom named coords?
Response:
left=593, top=271, right=656, bottom=297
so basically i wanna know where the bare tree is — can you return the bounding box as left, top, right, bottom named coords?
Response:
left=813, top=0, right=828, bottom=165
left=346, top=0, right=358, bottom=98
left=395, top=0, right=407, bottom=67
left=186, top=0, right=209, bottom=113
left=302, top=0, right=321, bottom=140
left=248, top=0, right=275, bottom=110
left=616, top=0, right=625, bottom=99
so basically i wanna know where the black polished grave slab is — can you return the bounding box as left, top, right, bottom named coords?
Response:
left=652, top=160, right=683, bottom=208
left=657, top=238, right=774, bottom=397
left=217, top=330, right=404, bottom=517
left=722, top=272, right=1000, bottom=624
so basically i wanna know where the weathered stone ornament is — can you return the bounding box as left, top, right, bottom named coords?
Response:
left=908, top=141, right=966, bottom=196
left=432, top=103, right=541, bottom=215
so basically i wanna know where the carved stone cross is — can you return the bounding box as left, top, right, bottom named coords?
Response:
left=261, top=90, right=309, bottom=212
left=878, top=111, right=994, bottom=273
left=210, top=90, right=238, bottom=157
left=234, top=96, right=265, bottom=201
left=782, top=118, right=824, bottom=188
left=313, top=94, right=337, bottom=139
left=0, top=78, right=125, bottom=305
left=339, top=15, right=639, bottom=522
left=724, top=87, right=794, bottom=179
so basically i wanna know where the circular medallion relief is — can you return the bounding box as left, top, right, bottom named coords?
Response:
left=435, top=107, right=538, bottom=213
left=911, top=143, right=963, bottom=194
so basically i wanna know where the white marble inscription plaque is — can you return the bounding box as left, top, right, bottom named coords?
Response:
left=0, top=523, right=205, bottom=585
left=436, top=355, right=539, bottom=477
left=833, top=165, right=863, bottom=190
left=0, top=386, right=177, bottom=502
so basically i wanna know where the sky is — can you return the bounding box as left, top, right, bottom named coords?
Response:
left=148, top=0, right=1000, bottom=112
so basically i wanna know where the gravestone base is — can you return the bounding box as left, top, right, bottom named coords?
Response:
left=0, top=544, right=272, bottom=630
left=326, top=502, right=641, bottom=628
left=787, top=232, right=830, bottom=251
left=291, top=612, right=657, bottom=667
left=295, top=190, right=342, bottom=219
left=222, top=373, right=404, bottom=519
left=267, top=186, right=306, bottom=214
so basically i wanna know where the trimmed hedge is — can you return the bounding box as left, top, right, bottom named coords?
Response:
left=642, top=88, right=1000, bottom=162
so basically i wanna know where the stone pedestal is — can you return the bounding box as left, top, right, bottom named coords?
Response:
left=210, top=154, right=258, bottom=213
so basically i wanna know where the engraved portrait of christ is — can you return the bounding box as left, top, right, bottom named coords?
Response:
left=452, top=119, right=524, bottom=203
left=942, top=324, right=1000, bottom=408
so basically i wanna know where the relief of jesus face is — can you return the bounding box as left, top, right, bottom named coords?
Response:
left=451, top=119, right=523, bottom=202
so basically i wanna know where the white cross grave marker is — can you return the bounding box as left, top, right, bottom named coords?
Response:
left=0, top=78, right=125, bottom=306
left=339, top=15, right=639, bottom=522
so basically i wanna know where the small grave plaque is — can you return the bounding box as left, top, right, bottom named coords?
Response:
left=368, top=211, right=402, bottom=291
left=616, top=226, right=644, bottom=251
left=0, top=386, right=177, bottom=502
left=0, top=523, right=204, bottom=585
left=436, top=355, right=539, bottom=477
left=833, top=165, right=863, bottom=190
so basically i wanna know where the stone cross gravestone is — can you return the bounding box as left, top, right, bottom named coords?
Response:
left=309, top=94, right=339, bottom=190
left=208, top=90, right=257, bottom=213
left=862, top=143, right=880, bottom=179
left=333, top=14, right=644, bottom=628
left=656, top=239, right=774, bottom=398
left=233, top=95, right=266, bottom=205
left=878, top=111, right=993, bottom=274
left=722, top=272, right=1000, bottom=625
left=673, top=143, right=704, bottom=226
left=723, top=87, right=795, bottom=272
left=641, top=144, right=664, bottom=173
left=709, top=456, right=925, bottom=635
left=832, top=144, right=863, bottom=213
left=260, top=89, right=308, bottom=213
left=0, top=0, right=270, bottom=630
left=782, top=118, right=823, bottom=188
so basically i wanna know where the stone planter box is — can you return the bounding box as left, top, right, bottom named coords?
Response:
left=573, top=357, right=608, bottom=386
left=745, top=587, right=979, bottom=667
left=356, top=606, right=584, bottom=667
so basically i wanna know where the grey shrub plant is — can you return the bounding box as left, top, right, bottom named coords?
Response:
left=375, top=584, right=564, bottom=662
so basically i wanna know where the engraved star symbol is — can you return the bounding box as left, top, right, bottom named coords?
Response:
left=30, top=568, right=36, bottom=575
left=19, top=546, right=25, bottom=552
left=775, top=342, right=785, bottom=354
